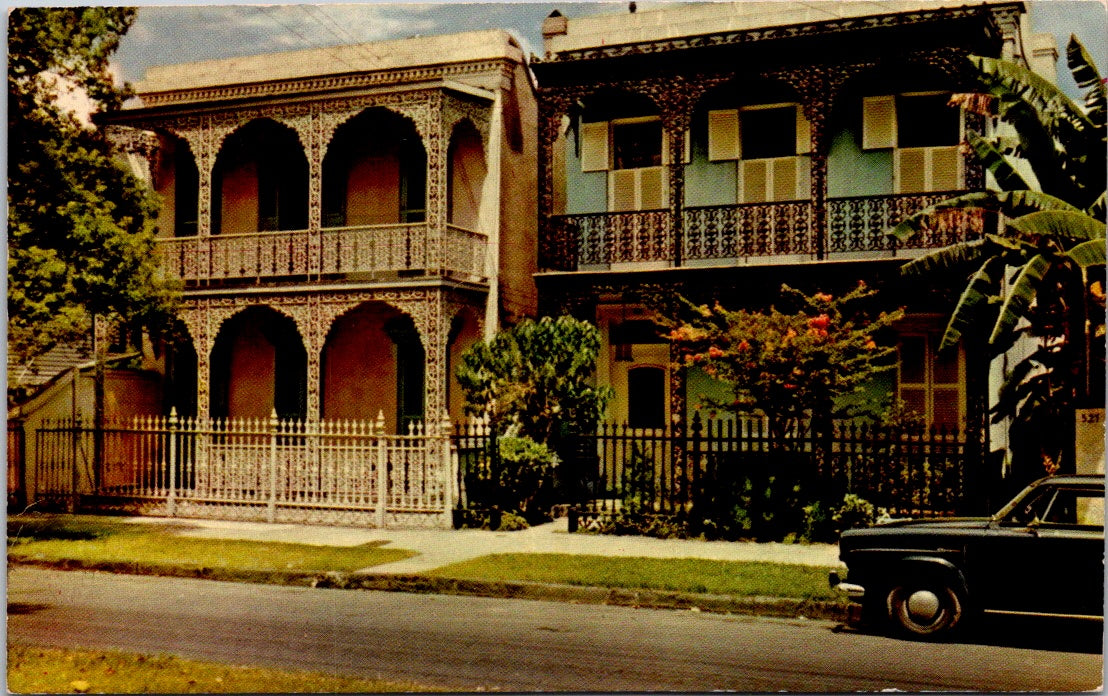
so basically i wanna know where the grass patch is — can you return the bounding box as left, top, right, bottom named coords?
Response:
left=7, top=514, right=414, bottom=574
left=425, top=553, right=839, bottom=600
left=7, top=644, right=439, bottom=693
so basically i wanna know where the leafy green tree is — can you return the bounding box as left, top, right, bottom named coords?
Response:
left=456, top=316, right=613, bottom=443
left=667, top=284, right=901, bottom=441
left=8, top=8, right=177, bottom=367
left=892, top=36, right=1106, bottom=476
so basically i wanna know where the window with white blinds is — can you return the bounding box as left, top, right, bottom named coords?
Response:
left=863, top=93, right=963, bottom=193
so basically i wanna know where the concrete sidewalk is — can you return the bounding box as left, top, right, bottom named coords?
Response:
left=126, top=516, right=844, bottom=573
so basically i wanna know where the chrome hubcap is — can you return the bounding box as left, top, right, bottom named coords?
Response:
left=906, top=590, right=941, bottom=622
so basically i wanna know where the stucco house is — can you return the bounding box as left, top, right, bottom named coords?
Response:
left=530, top=0, right=1056, bottom=485
left=102, top=28, right=538, bottom=433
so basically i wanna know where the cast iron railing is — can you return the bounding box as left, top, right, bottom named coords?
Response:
left=541, top=192, right=987, bottom=270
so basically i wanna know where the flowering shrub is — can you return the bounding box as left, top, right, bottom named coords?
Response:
left=667, top=283, right=901, bottom=438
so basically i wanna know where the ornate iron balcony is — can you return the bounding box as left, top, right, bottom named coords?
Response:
left=541, top=192, right=986, bottom=271
left=156, top=223, right=488, bottom=284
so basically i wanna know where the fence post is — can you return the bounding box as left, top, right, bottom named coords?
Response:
left=167, top=408, right=178, bottom=517
left=375, top=410, right=387, bottom=528
left=268, top=409, right=278, bottom=523
left=439, top=410, right=455, bottom=527
left=69, top=416, right=81, bottom=513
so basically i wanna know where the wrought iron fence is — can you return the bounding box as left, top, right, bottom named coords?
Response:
left=561, top=415, right=968, bottom=532
left=826, top=192, right=987, bottom=254
left=451, top=414, right=967, bottom=534
left=31, top=413, right=456, bottom=528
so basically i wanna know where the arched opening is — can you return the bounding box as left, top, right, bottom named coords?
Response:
left=322, top=108, right=427, bottom=227
left=152, top=133, right=199, bottom=238
left=447, top=307, right=482, bottom=423
left=320, top=302, right=425, bottom=432
left=210, top=307, right=307, bottom=420
left=213, top=119, right=308, bottom=235
left=447, top=121, right=487, bottom=230
left=160, top=321, right=198, bottom=418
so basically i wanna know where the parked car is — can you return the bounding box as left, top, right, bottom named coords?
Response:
left=830, top=474, right=1104, bottom=639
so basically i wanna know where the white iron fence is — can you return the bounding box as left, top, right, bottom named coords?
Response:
left=34, top=411, right=456, bottom=528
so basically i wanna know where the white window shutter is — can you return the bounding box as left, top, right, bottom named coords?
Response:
left=739, top=160, right=769, bottom=203
left=896, top=148, right=927, bottom=193
left=929, top=146, right=961, bottom=191
left=795, top=106, right=812, bottom=154
left=581, top=121, right=609, bottom=172
left=639, top=167, right=666, bottom=210
left=862, top=95, right=897, bottom=150
left=609, top=169, right=637, bottom=211
left=708, top=110, right=740, bottom=161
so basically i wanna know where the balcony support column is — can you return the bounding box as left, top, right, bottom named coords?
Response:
left=536, top=90, right=575, bottom=271
left=767, top=62, right=875, bottom=261
left=426, top=95, right=448, bottom=277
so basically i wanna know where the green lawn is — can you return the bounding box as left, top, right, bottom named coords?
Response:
left=7, top=514, right=414, bottom=574
left=7, top=644, right=440, bottom=693
left=425, top=552, right=839, bottom=600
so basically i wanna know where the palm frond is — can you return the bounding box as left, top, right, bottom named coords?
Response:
left=972, top=54, right=1094, bottom=138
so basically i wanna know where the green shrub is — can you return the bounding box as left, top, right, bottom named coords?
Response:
left=833, top=493, right=876, bottom=531
left=494, top=432, right=559, bottom=522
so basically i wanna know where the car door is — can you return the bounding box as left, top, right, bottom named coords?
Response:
left=967, top=484, right=1103, bottom=616
left=1028, top=486, right=1104, bottom=616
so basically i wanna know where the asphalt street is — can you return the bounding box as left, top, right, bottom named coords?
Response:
left=8, top=567, right=1103, bottom=691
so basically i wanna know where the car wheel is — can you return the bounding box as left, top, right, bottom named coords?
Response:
left=885, top=577, right=964, bottom=639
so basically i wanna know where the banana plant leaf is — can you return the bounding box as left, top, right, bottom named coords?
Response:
left=939, top=256, right=1004, bottom=353
left=890, top=191, right=1080, bottom=242
left=1064, top=239, right=1107, bottom=268
left=965, top=130, right=1030, bottom=192
left=1067, top=34, right=1107, bottom=129
left=989, top=254, right=1053, bottom=346
left=1006, top=210, right=1106, bottom=242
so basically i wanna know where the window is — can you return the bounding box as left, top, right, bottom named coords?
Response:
left=399, top=137, right=427, bottom=223
left=862, top=93, right=963, bottom=193
left=707, top=104, right=811, bottom=203
left=627, top=366, right=666, bottom=429
left=1002, top=487, right=1105, bottom=528
left=741, top=106, right=797, bottom=160
left=613, top=120, right=663, bottom=170
left=897, top=332, right=963, bottom=431
left=897, top=94, right=960, bottom=148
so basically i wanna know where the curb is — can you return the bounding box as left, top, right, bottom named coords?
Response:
left=8, top=558, right=850, bottom=622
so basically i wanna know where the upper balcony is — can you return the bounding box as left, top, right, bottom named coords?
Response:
left=538, top=73, right=992, bottom=273
left=147, top=105, right=492, bottom=288
left=542, top=192, right=986, bottom=272
left=158, top=223, right=488, bottom=285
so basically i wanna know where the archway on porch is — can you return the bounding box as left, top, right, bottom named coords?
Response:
left=320, top=301, right=425, bottom=433
left=209, top=306, right=307, bottom=421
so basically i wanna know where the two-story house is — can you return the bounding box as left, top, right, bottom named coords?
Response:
left=103, top=29, right=537, bottom=433
left=531, top=1, right=1052, bottom=458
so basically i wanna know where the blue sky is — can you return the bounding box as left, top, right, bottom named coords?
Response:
left=112, top=1, right=1108, bottom=100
